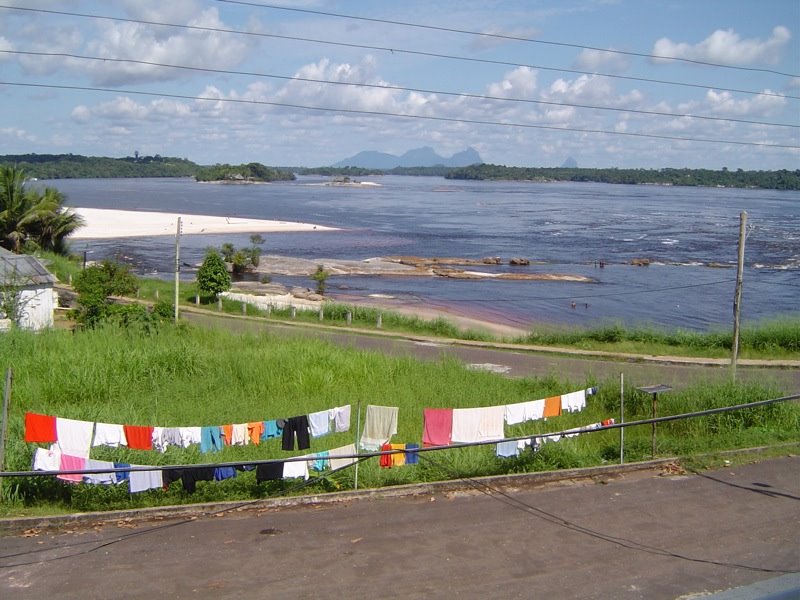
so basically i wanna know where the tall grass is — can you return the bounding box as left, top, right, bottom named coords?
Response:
left=0, top=324, right=796, bottom=515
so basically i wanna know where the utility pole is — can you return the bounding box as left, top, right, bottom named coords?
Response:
left=731, top=211, right=747, bottom=381
left=174, top=217, right=182, bottom=324
left=0, top=369, right=12, bottom=500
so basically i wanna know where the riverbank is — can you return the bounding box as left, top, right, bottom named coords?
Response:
left=70, top=207, right=338, bottom=239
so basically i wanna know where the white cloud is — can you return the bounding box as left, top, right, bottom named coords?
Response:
left=486, top=67, right=537, bottom=99
left=652, top=26, right=791, bottom=66
left=573, top=48, right=630, bottom=73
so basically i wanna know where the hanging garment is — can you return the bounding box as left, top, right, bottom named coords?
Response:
left=379, top=443, right=393, bottom=468
left=55, top=417, right=94, bottom=458
left=247, top=422, right=264, bottom=445
left=230, top=423, right=249, bottom=446
left=214, top=466, right=237, bottom=481
left=422, top=408, right=453, bottom=446
left=57, top=453, right=85, bottom=483
left=405, top=443, right=420, bottom=465
left=560, top=390, right=586, bottom=413
left=282, top=459, right=310, bottom=480
left=24, top=412, right=57, bottom=443
left=256, top=462, right=284, bottom=482
left=179, top=427, right=202, bottom=448
left=221, top=424, right=233, bottom=446
left=83, top=459, right=117, bottom=485
left=128, top=467, right=164, bottom=493
left=123, top=425, right=154, bottom=451
left=161, top=469, right=182, bottom=489
left=527, top=399, right=546, bottom=421
left=308, top=410, right=331, bottom=438
left=328, top=444, right=357, bottom=470
left=113, top=462, right=131, bottom=483
left=262, top=420, right=283, bottom=440
left=496, top=441, right=520, bottom=458
left=281, top=415, right=311, bottom=451
left=32, top=446, right=61, bottom=471
left=200, top=426, right=223, bottom=453
left=503, top=402, right=528, bottom=426
left=311, top=451, right=330, bottom=472
left=93, top=422, right=128, bottom=448
left=543, top=396, right=562, bottom=418
left=330, top=405, right=351, bottom=433
left=451, top=406, right=505, bottom=443
left=181, top=468, right=215, bottom=494
left=390, top=443, right=406, bottom=467
left=360, top=405, right=399, bottom=451
left=153, top=427, right=182, bottom=453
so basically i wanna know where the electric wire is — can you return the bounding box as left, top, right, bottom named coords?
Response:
left=4, top=49, right=796, bottom=131
left=214, top=0, right=800, bottom=79
left=2, top=81, right=797, bottom=150
left=1, top=5, right=796, bottom=101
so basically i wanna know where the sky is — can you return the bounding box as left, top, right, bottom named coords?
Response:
left=0, top=0, right=798, bottom=169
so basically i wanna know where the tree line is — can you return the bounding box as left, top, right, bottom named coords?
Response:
left=445, top=164, right=800, bottom=190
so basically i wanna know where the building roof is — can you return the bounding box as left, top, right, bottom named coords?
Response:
left=0, top=248, right=57, bottom=286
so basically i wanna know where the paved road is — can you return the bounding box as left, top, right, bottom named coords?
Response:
left=184, top=312, right=800, bottom=392
left=1, top=457, right=797, bottom=599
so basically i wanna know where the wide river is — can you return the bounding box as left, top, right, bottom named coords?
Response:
left=43, top=175, right=799, bottom=332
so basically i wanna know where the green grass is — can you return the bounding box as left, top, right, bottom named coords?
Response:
left=0, top=323, right=797, bottom=516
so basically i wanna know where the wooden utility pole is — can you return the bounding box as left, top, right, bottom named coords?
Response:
left=0, top=369, right=12, bottom=499
left=731, top=211, right=747, bottom=381
left=174, top=217, right=182, bottom=324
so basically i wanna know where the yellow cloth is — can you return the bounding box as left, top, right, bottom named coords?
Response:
left=390, top=443, right=406, bottom=467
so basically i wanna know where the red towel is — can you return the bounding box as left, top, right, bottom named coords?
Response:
left=123, top=425, right=154, bottom=450
left=24, top=412, right=57, bottom=443
left=422, top=408, right=453, bottom=447
left=379, top=443, right=393, bottom=468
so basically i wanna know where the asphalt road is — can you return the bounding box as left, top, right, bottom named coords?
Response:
left=1, top=457, right=797, bottom=599
left=183, top=312, right=800, bottom=392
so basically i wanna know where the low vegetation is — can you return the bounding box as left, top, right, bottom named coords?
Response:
left=0, top=322, right=796, bottom=516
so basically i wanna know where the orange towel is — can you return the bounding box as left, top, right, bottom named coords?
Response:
left=543, top=396, right=562, bottom=418
left=247, top=422, right=264, bottom=445
left=221, top=424, right=233, bottom=446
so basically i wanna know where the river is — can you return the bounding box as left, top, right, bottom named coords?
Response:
left=42, top=175, right=799, bottom=331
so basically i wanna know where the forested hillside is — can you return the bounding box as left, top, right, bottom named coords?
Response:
left=0, top=154, right=199, bottom=179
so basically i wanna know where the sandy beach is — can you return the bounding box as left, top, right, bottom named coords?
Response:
left=70, top=208, right=338, bottom=239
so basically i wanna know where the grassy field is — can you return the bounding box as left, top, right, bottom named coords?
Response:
left=1, top=322, right=797, bottom=516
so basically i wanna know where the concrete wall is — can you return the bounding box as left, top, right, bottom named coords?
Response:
left=3, top=285, right=56, bottom=330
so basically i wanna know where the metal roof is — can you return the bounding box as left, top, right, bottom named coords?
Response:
left=0, top=248, right=57, bottom=286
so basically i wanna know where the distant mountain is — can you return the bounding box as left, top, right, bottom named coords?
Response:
left=333, top=146, right=482, bottom=169
left=561, top=156, right=578, bottom=168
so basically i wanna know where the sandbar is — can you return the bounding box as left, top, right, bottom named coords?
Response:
left=70, top=208, right=338, bottom=240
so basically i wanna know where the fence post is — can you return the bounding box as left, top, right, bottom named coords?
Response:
left=376, top=314, right=382, bottom=329
left=319, top=307, right=324, bottom=321
left=291, top=306, right=296, bottom=319
left=346, top=311, right=352, bottom=326
left=242, top=302, right=247, bottom=315
left=155, top=289, right=159, bottom=300
left=217, top=297, right=222, bottom=312
left=195, top=294, right=200, bottom=305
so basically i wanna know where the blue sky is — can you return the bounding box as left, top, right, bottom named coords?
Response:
left=0, top=0, right=797, bottom=168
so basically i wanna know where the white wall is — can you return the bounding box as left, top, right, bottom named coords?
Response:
left=5, top=286, right=56, bottom=330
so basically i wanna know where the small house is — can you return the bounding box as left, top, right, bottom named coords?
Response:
left=0, top=248, right=58, bottom=331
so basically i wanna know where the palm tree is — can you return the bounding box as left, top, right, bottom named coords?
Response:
left=0, top=165, right=83, bottom=254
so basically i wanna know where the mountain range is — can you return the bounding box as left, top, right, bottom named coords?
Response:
left=332, top=146, right=482, bottom=169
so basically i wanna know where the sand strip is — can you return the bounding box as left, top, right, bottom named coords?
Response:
left=70, top=208, right=338, bottom=239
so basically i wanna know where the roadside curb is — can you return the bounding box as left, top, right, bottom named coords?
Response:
left=0, top=458, right=676, bottom=536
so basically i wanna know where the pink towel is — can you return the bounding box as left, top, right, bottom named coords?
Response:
left=422, top=408, right=453, bottom=446
left=57, top=453, right=86, bottom=483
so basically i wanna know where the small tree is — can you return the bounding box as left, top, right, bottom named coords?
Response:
left=197, top=248, right=231, bottom=299
left=311, top=264, right=329, bottom=295
left=72, top=260, right=139, bottom=327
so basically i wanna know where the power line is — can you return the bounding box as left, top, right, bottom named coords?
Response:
left=215, top=0, right=800, bottom=79
left=5, top=49, right=796, bottom=130
left=3, top=81, right=797, bottom=150
left=1, top=5, right=796, bottom=102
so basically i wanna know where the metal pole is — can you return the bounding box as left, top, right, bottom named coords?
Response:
left=732, top=211, right=747, bottom=381
left=0, top=369, right=12, bottom=499
left=651, top=392, right=658, bottom=459
left=619, top=373, right=624, bottom=464
left=354, top=400, right=361, bottom=491
left=174, top=217, right=181, bottom=324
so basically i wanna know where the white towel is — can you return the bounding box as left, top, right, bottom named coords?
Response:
left=452, top=406, right=505, bottom=443
left=55, top=417, right=94, bottom=458
left=330, top=405, right=351, bottom=433
left=504, top=402, right=527, bottom=425
left=93, top=423, right=128, bottom=448
left=328, top=444, right=357, bottom=470
left=360, top=405, right=398, bottom=450
left=231, top=423, right=249, bottom=446
left=561, top=390, right=586, bottom=413
left=33, top=446, right=61, bottom=471
left=308, top=410, right=331, bottom=438
left=526, top=399, right=545, bottom=421
left=282, top=459, right=309, bottom=480
left=178, top=427, right=202, bottom=448
left=128, top=467, right=164, bottom=493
